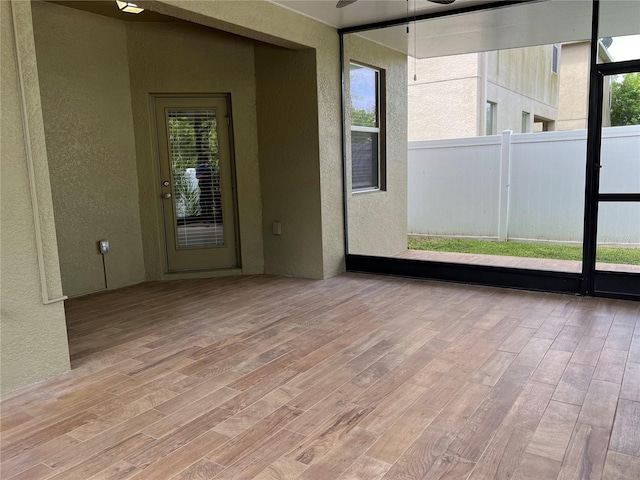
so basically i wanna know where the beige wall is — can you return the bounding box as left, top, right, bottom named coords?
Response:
left=0, top=0, right=372, bottom=393
left=32, top=2, right=146, bottom=297
left=408, top=54, right=480, bottom=140
left=345, top=34, right=408, bottom=257
left=558, top=43, right=590, bottom=131
left=125, top=21, right=264, bottom=278
left=557, top=42, right=611, bottom=131
left=1, top=1, right=70, bottom=395
left=138, top=0, right=345, bottom=278
left=255, top=45, right=324, bottom=278
left=31, top=0, right=348, bottom=287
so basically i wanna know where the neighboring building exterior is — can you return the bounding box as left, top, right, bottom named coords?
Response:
left=408, top=52, right=483, bottom=140
left=486, top=44, right=560, bottom=134
left=557, top=41, right=613, bottom=130
left=409, top=42, right=612, bottom=141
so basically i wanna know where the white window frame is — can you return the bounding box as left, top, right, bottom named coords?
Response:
left=522, top=111, right=530, bottom=133
left=485, top=101, right=496, bottom=136
left=350, top=62, right=385, bottom=193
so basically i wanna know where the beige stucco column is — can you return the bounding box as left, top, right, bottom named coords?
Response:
left=1, top=0, right=70, bottom=395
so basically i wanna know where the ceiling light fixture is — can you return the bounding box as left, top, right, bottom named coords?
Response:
left=116, top=1, right=144, bottom=14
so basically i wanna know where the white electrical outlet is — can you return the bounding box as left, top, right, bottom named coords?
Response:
left=272, top=221, right=282, bottom=235
left=98, top=239, right=110, bottom=254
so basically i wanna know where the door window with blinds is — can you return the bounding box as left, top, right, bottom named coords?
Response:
left=168, top=110, right=224, bottom=248
left=155, top=95, right=237, bottom=272
left=350, top=62, right=385, bottom=192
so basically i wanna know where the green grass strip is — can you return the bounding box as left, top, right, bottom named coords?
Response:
left=408, top=236, right=640, bottom=265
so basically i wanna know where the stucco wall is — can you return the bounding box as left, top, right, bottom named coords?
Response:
left=557, top=42, right=612, bottom=131
left=487, top=45, right=559, bottom=108
left=255, top=45, right=324, bottom=278
left=0, top=0, right=366, bottom=394
left=487, top=81, right=558, bottom=134
left=411, top=45, right=563, bottom=139
left=345, top=34, right=408, bottom=257
left=558, top=43, right=590, bottom=130
left=409, top=54, right=480, bottom=140
left=486, top=46, right=559, bottom=133
left=136, top=0, right=344, bottom=278
left=31, top=2, right=342, bottom=284
left=32, top=2, right=146, bottom=297
left=126, top=21, right=264, bottom=278
left=1, top=1, right=70, bottom=395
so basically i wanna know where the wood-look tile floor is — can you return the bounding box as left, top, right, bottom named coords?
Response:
left=1, top=274, right=639, bottom=480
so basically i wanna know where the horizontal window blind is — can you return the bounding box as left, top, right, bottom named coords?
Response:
left=168, top=109, right=224, bottom=248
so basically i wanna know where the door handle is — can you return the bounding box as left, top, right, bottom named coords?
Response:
left=162, top=193, right=172, bottom=199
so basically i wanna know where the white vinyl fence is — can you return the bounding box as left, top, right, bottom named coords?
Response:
left=408, top=126, right=640, bottom=246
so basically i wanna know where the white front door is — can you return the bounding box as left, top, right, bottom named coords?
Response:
left=154, top=95, right=238, bottom=272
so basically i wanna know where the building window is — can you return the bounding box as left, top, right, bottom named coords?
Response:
left=552, top=44, right=559, bottom=73
left=350, top=62, right=384, bottom=191
left=485, top=101, right=496, bottom=135
left=522, top=111, right=530, bottom=133
left=534, top=115, right=555, bottom=132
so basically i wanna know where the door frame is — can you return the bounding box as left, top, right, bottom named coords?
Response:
left=150, top=93, right=241, bottom=274
left=581, top=0, right=640, bottom=300
left=582, top=60, right=640, bottom=299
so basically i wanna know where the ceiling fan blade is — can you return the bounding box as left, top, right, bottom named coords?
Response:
left=428, top=0, right=456, bottom=4
left=336, top=0, right=358, bottom=8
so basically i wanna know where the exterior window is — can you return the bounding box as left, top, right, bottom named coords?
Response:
left=552, top=44, right=559, bottom=73
left=485, top=101, right=496, bottom=135
left=522, top=111, right=530, bottom=133
left=350, top=62, right=384, bottom=191
left=534, top=115, right=555, bottom=132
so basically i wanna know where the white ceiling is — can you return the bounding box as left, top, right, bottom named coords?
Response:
left=271, top=0, right=502, bottom=29
left=51, top=0, right=640, bottom=59
left=363, top=0, right=593, bottom=57
left=271, top=0, right=640, bottom=58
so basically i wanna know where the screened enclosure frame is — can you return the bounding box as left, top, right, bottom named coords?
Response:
left=339, top=0, right=640, bottom=301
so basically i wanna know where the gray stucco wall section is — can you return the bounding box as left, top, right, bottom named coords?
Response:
left=486, top=46, right=559, bottom=132
left=487, top=46, right=559, bottom=108
left=345, top=34, right=408, bottom=257
left=1, top=1, right=70, bottom=395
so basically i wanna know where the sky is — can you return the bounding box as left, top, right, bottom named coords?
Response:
left=350, top=65, right=377, bottom=112
left=607, top=34, right=640, bottom=62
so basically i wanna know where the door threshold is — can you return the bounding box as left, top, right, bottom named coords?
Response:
left=162, top=268, right=243, bottom=281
